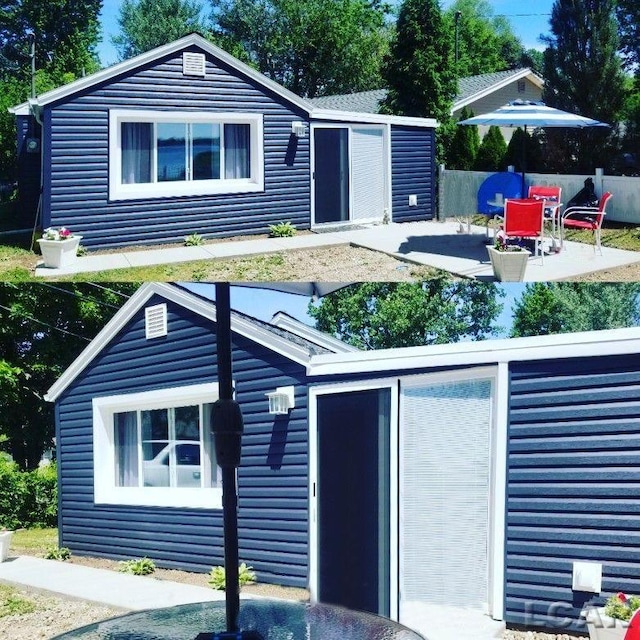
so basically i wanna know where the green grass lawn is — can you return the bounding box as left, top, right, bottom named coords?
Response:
left=10, top=528, right=58, bottom=555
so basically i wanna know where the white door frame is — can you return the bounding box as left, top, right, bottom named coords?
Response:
left=398, top=365, right=506, bottom=620
left=310, top=122, right=391, bottom=227
left=308, top=378, right=399, bottom=620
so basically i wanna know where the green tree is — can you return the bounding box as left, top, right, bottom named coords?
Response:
left=0, top=283, right=138, bottom=469
left=447, top=106, right=480, bottom=169
left=504, top=127, right=543, bottom=174
left=616, top=0, right=640, bottom=70
left=542, top=0, right=626, bottom=173
left=510, top=283, right=640, bottom=338
left=473, top=126, right=506, bottom=171
left=210, top=0, right=390, bottom=98
left=113, top=0, right=207, bottom=60
left=380, top=0, right=456, bottom=162
left=444, top=0, right=525, bottom=77
left=0, top=0, right=101, bottom=181
left=308, top=279, right=504, bottom=350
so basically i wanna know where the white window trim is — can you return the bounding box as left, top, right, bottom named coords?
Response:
left=108, top=109, right=264, bottom=201
left=92, top=382, right=222, bottom=509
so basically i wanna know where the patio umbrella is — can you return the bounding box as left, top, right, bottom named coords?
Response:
left=457, top=100, right=610, bottom=191
left=210, top=282, right=352, bottom=638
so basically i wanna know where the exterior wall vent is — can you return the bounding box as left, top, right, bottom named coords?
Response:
left=145, top=303, right=167, bottom=339
left=183, top=52, right=206, bottom=77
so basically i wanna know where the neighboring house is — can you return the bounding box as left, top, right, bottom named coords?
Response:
left=312, top=68, right=544, bottom=142
left=46, top=282, right=640, bottom=634
left=9, top=34, right=437, bottom=247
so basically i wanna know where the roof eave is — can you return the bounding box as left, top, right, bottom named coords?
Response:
left=452, top=68, right=544, bottom=113
left=45, top=283, right=316, bottom=403
left=311, top=108, right=439, bottom=128
left=10, top=33, right=315, bottom=116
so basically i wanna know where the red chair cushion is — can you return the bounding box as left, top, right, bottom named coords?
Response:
left=564, top=219, right=598, bottom=231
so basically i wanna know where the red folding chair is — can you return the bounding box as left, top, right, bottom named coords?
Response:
left=561, top=192, right=612, bottom=254
left=501, top=198, right=546, bottom=264
left=528, top=185, right=562, bottom=246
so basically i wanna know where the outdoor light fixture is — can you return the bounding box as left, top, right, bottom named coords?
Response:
left=266, top=386, right=295, bottom=415
left=291, top=122, right=306, bottom=138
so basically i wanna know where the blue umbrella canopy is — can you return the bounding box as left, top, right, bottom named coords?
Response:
left=457, top=100, right=610, bottom=191
left=457, top=100, right=610, bottom=129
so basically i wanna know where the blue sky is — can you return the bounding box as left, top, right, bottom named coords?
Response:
left=182, top=283, right=525, bottom=338
left=97, top=0, right=554, bottom=67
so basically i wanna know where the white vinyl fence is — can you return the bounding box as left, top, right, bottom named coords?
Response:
left=438, top=166, right=640, bottom=224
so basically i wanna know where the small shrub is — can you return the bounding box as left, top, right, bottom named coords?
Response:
left=268, top=221, right=296, bottom=238
left=44, top=545, right=71, bottom=561
left=0, top=585, right=35, bottom=618
left=208, top=562, right=256, bottom=591
left=118, top=557, right=156, bottom=576
left=76, top=244, right=87, bottom=256
left=184, top=232, right=205, bottom=246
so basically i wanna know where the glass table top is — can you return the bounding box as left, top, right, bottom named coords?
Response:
left=51, top=599, right=426, bottom=640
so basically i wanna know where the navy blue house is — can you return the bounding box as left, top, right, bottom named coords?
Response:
left=47, top=283, right=640, bottom=635
left=10, top=34, right=437, bottom=248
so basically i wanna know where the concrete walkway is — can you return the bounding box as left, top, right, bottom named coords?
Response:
left=0, top=556, right=505, bottom=640
left=34, top=219, right=640, bottom=280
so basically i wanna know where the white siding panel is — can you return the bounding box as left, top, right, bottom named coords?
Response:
left=352, top=128, right=385, bottom=222
left=400, top=378, right=492, bottom=609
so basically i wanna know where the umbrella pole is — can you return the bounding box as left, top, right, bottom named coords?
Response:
left=521, top=125, right=527, bottom=195
left=213, top=282, right=241, bottom=634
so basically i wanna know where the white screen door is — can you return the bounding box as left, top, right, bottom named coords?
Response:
left=400, top=376, right=493, bottom=616
left=351, top=127, right=385, bottom=223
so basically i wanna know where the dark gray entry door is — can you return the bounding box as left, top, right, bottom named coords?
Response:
left=317, top=388, right=391, bottom=616
left=313, top=128, right=350, bottom=224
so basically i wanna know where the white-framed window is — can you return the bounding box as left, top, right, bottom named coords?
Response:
left=108, top=110, right=264, bottom=201
left=92, top=382, right=222, bottom=509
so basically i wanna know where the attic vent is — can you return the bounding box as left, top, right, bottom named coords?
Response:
left=183, top=52, right=206, bottom=77
left=145, top=304, right=167, bottom=339
left=517, top=79, right=526, bottom=93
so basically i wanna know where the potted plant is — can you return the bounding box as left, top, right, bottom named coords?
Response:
left=37, top=227, right=82, bottom=269
left=486, top=230, right=531, bottom=282
left=0, top=527, right=13, bottom=562
left=584, top=592, right=640, bottom=640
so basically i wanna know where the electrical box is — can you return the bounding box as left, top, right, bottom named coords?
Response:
left=409, top=194, right=418, bottom=206
left=572, top=561, right=602, bottom=593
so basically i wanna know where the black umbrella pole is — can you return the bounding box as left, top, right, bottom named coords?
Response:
left=221, top=466, right=240, bottom=632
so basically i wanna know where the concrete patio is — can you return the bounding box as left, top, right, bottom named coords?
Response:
left=34, top=219, right=640, bottom=280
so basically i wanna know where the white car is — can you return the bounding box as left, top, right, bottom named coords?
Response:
left=143, top=441, right=202, bottom=488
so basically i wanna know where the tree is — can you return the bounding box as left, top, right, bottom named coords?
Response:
left=210, top=0, right=390, bottom=98
left=447, top=106, right=480, bottom=170
left=0, top=0, right=101, bottom=181
left=542, top=0, right=626, bottom=173
left=444, top=0, right=525, bottom=77
left=380, top=0, right=456, bottom=162
left=380, top=0, right=456, bottom=124
left=0, top=284, right=138, bottom=469
left=308, top=279, right=504, bottom=350
left=510, top=283, right=640, bottom=338
left=113, top=0, right=207, bottom=60
left=504, top=127, right=543, bottom=174
left=473, top=126, right=506, bottom=171
left=616, top=0, right=640, bottom=70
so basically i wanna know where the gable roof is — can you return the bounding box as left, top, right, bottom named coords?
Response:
left=308, top=68, right=543, bottom=116
left=45, top=283, right=345, bottom=402
left=10, top=33, right=437, bottom=129
left=270, top=311, right=359, bottom=353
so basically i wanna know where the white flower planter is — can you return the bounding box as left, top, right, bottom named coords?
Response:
left=584, top=607, right=630, bottom=640
left=487, top=246, right=530, bottom=282
left=37, top=236, right=82, bottom=269
left=0, top=530, right=13, bottom=562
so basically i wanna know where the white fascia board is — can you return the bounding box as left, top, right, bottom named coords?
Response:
left=45, top=282, right=313, bottom=402
left=11, top=33, right=314, bottom=116
left=270, top=312, right=359, bottom=353
left=306, top=326, right=640, bottom=377
left=310, top=108, right=439, bottom=129
left=452, top=68, right=544, bottom=113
